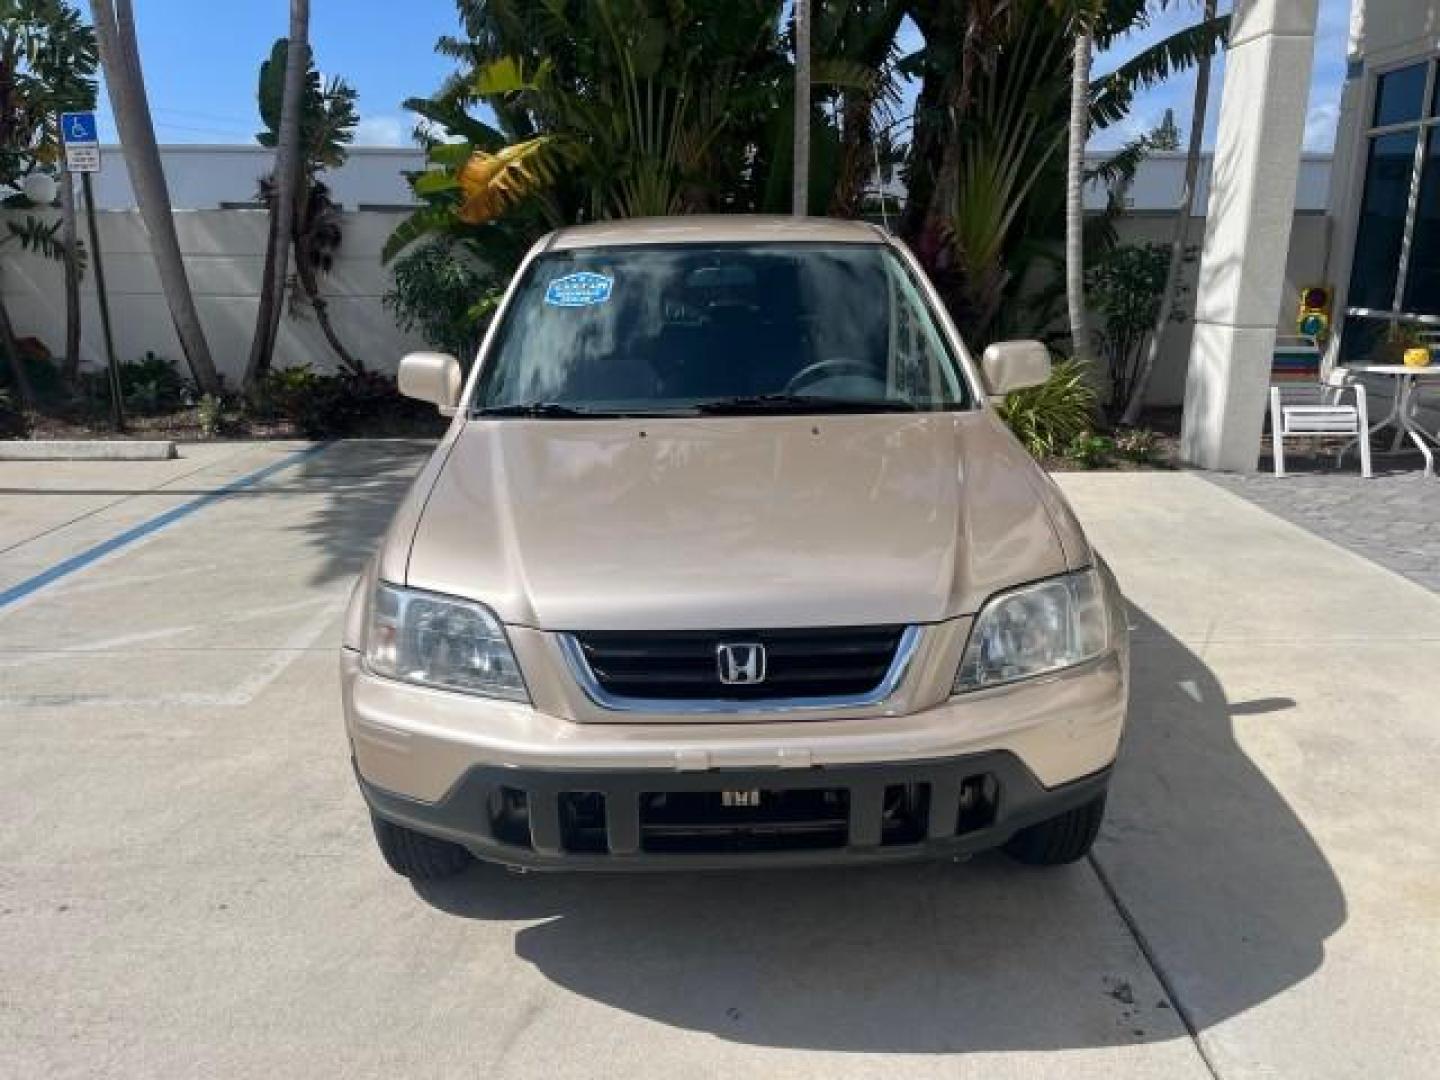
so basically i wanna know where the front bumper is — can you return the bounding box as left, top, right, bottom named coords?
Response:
left=343, top=639, right=1126, bottom=868
left=358, top=752, right=1113, bottom=871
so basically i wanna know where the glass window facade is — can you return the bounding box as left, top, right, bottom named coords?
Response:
left=1373, top=62, right=1427, bottom=127
left=1345, top=58, right=1440, bottom=359
left=1349, top=131, right=1419, bottom=311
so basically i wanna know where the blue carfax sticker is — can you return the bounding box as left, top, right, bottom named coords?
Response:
left=545, top=271, right=614, bottom=307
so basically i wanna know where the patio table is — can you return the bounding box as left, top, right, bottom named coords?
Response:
left=1349, top=363, right=1440, bottom=476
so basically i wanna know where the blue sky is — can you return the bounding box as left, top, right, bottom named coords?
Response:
left=94, top=0, right=1352, bottom=154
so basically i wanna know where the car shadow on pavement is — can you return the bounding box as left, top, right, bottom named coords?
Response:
left=412, top=604, right=1345, bottom=1054
left=283, top=438, right=437, bottom=587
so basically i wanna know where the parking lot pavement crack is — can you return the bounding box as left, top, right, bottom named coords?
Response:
left=1088, top=851, right=1224, bottom=1080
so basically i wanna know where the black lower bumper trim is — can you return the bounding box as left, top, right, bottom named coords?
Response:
left=357, top=752, right=1112, bottom=871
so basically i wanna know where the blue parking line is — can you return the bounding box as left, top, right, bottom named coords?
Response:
left=0, top=443, right=329, bottom=612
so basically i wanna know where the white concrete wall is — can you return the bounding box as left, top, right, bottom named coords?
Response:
left=85, top=145, right=424, bottom=211
left=0, top=209, right=427, bottom=383
left=1348, top=0, right=1440, bottom=66
left=1109, top=213, right=1331, bottom=407
left=71, top=144, right=1331, bottom=216
left=0, top=146, right=1334, bottom=400
left=1086, top=152, right=1332, bottom=215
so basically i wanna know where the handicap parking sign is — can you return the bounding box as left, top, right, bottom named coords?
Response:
left=60, top=112, right=100, bottom=173
left=61, top=112, right=98, bottom=145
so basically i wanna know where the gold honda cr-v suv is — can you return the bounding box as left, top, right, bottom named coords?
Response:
left=342, top=216, right=1128, bottom=880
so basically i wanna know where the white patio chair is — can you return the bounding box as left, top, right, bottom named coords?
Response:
left=1268, top=335, right=1372, bottom=478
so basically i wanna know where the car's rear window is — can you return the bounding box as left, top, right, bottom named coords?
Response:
left=471, top=242, right=974, bottom=416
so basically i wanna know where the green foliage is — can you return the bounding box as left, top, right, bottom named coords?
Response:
left=384, top=239, right=501, bottom=362
left=997, top=359, right=1097, bottom=458
left=389, top=0, right=886, bottom=264
left=1086, top=242, right=1189, bottom=415
left=1091, top=14, right=1231, bottom=131
left=118, top=351, right=191, bottom=414
left=1064, top=431, right=1116, bottom=470
left=0, top=341, right=66, bottom=403
left=196, top=393, right=226, bottom=439
left=0, top=0, right=98, bottom=187
left=256, top=39, right=359, bottom=173
left=251, top=365, right=439, bottom=438
left=0, top=387, right=28, bottom=438
left=1113, top=426, right=1162, bottom=465
left=900, top=0, right=1226, bottom=348
left=1150, top=108, right=1182, bottom=152
left=73, top=352, right=193, bottom=415
left=254, top=42, right=363, bottom=374
left=4, top=214, right=64, bottom=259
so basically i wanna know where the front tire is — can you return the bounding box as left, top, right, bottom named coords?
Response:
left=1004, top=791, right=1106, bottom=866
left=371, top=814, right=474, bottom=880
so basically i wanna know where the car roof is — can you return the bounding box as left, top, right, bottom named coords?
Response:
left=544, top=215, right=888, bottom=251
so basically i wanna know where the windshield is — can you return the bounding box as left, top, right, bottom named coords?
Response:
left=471, top=242, right=974, bottom=416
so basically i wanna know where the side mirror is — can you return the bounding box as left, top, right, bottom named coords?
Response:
left=981, top=340, right=1052, bottom=398
left=399, top=352, right=463, bottom=415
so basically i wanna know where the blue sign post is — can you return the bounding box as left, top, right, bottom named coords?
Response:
left=60, top=109, right=123, bottom=428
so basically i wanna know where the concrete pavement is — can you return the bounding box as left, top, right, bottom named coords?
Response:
left=0, top=443, right=1436, bottom=1078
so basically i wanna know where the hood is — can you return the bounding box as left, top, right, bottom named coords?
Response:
left=402, top=412, right=1068, bottom=630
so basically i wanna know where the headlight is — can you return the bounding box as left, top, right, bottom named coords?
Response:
left=365, top=582, right=528, bottom=701
left=953, top=569, right=1109, bottom=693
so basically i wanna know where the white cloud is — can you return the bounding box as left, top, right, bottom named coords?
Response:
left=1304, top=100, right=1341, bottom=152
left=354, top=114, right=410, bottom=147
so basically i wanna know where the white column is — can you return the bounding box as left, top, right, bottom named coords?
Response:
left=1181, top=0, right=1320, bottom=471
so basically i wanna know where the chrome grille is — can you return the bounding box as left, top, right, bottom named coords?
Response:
left=568, top=626, right=908, bottom=703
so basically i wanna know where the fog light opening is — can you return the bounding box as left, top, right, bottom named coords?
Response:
left=955, top=774, right=999, bottom=835
left=880, top=782, right=930, bottom=846
left=489, top=786, right=532, bottom=849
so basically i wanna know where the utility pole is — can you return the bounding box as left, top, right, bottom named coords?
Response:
left=792, top=0, right=811, bottom=217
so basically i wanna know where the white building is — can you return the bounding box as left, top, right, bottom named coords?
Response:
left=1182, top=0, right=1440, bottom=468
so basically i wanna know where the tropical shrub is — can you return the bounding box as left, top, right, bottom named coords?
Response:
left=384, top=239, right=502, bottom=363
left=391, top=0, right=1229, bottom=358
left=196, top=393, right=227, bottom=438
left=2, top=339, right=68, bottom=406
left=1086, top=242, right=1189, bottom=416
left=0, top=388, right=27, bottom=438
left=386, top=0, right=885, bottom=269
left=1113, top=426, right=1162, bottom=465
left=996, top=358, right=1097, bottom=458
left=1064, top=432, right=1116, bottom=470
left=118, top=351, right=191, bottom=413
left=252, top=365, right=438, bottom=438
left=247, top=39, right=363, bottom=386
left=899, top=0, right=1227, bottom=346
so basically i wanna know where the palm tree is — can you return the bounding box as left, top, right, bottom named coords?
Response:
left=244, top=0, right=310, bottom=392
left=792, top=0, right=811, bottom=216
left=90, top=0, right=219, bottom=394
left=3, top=0, right=97, bottom=383
left=253, top=57, right=364, bottom=378
left=1121, top=0, right=1217, bottom=426
left=1065, top=19, right=1096, bottom=367
left=0, top=0, right=96, bottom=402
left=898, top=0, right=1228, bottom=348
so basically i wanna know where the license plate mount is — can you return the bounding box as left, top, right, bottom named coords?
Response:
left=721, top=789, right=763, bottom=808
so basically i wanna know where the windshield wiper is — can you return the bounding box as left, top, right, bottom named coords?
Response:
left=476, top=402, right=704, bottom=419
left=694, top=394, right=918, bottom=415
left=475, top=402, right=595, bottom=418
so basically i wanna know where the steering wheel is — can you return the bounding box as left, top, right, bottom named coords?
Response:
left=784, top=359, right=878, bottom=394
